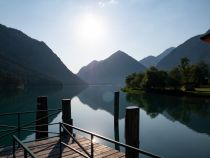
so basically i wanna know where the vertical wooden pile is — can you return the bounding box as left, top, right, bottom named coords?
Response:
left=62, top=99, right=73, bottom=135
left=114, top=91, right=120, bottom=150
left=125, top=106, right=139, bottom=158
left=36, top=96, right=48, bottom=139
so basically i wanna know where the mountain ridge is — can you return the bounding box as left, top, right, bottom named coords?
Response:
left=0, top=24, right=86, bottom=86
left=139, top=47, right=175, bottom=68
left=157, top=30, right=210, bottom=70
left=78, top=50, right=146, bottom=85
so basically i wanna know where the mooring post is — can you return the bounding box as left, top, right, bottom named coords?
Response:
left=62, top=99, right=73, bottom=135
left=17, top=113, right=20, bottom=139
left=36, top=96, right=48, bottom=140
left=114, top=91, right=120, bottom=150
left=125, top=106, right=139, bottom=158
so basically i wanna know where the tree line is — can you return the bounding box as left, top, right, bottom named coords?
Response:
left=125, top=58, right=209, bottom=91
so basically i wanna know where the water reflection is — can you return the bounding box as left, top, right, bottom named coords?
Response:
left=0, top=85, right=86, bottom=146
left=77, top=85, right=132, bottom=119
left=77, top=85, right=130, bottom=149
left=126, top=92, right=210, bottom=135
left=1, top=85, right=210, bottom=158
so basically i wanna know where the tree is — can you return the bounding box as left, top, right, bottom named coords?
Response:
left=125, top=72, right=144, bottom=88
left=178, top=58, right=190, bottom=83
left=132, top=73, right=144, bottom=88
left=125, top=73, right=136, bottom=88
left=178, top=57, right=193, bottom=90
left=189, top=61, right=209, bottom=86
left=168, top=67, right=182, bottom=89
left=124, top=58, right=209, bottom=92
left=141, top=67, right=168, bottom=90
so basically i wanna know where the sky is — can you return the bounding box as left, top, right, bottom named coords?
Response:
left=0, top=0, right=210, bottom=73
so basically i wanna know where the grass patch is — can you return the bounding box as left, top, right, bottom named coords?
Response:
left=123, top=87, right=210, bottom=97
left=195, top=87, right=210, bottom=92
left=121, top=87, right=144, bottom=94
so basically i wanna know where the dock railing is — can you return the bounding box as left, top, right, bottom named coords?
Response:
left=13, top=135, right=36, bottom=158
left=59, top=122, right=161, bottom=158
left=0, top=95, right=162, bottom=158
left=0, top=108, right=61, bottom=147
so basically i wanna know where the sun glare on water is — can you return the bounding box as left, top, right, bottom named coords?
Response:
left=76, top=14, right=107, bottom=43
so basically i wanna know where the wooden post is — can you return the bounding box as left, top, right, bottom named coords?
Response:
left=114, top=91, right=120, bottom=150
left=125, top=106, right=139, bottom=158
left=36, top=96, right=48, bottom=139
left=62, top=99, right=73, bottom=135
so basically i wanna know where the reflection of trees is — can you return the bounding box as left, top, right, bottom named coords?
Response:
left=126, top=92, right=210, bottom=135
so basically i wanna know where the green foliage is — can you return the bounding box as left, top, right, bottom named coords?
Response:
left=125, top=58, right=209, bottom=91
left=189, top=62, right=209, bottom=86
left=168, top=67, right=182, bottom=89
left=126, top=72, right=144, bottom=88
left=178, top=57, right=191, bottom=85
left=141, top=67, right=168, bottom=89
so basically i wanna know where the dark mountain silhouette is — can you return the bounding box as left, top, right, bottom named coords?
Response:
left=0, top=24, right=85, bottom=86
left=157, top=30, right=210, bottom=70
left=139, top=47, right=175, bottom=67
left=0, top=53, right=62, bottom=86
left=77, top=50, right=146, bottom=85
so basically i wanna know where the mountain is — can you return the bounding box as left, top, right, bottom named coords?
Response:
left=156, top=47, right=175, bottom=62
left=139, top=47, right=175, bottom=67
left=157, top=30, right=210, bottom=70
left=0, top=24, right=85, bottom=86
left=77, top=50, right=146, bottom=85
left=0, top=53, right=62, bottom=87
left=139, top=56, right=156, bottom=68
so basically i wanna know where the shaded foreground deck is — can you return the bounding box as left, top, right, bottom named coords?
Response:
left=0, top=135, right=125, bottom=158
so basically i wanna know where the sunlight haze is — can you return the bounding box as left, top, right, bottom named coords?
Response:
left=0, top=0, right=210, bottom=73
left=75, top=13, right=108, bottom=43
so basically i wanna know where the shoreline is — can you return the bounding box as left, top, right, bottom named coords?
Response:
left=122, top=87, right=210, bottom=98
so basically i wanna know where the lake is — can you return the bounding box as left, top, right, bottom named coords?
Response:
left=0, top=85, right=210, bottom=158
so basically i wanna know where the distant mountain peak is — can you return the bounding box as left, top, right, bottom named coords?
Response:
left=78, top=50, right=145, bottom=85
left=139, top=56, right=156, bottom=68
left=0, top=23, right=86, bottom=85
left=139, top=47, right=175, bottom=68
left=109, top=50, right=137, bottom=62
left=89, top=60, right=98, bottom=64
left=157, top=29, right=210, bottom=70
left=116, top=50, right=125, bottom=53
left=85, top=60, right=99, bottom=69
left=111, top=50, right=128, bottom=57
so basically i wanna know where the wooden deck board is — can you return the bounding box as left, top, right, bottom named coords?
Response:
left=0, top=135, right=125, bottom=158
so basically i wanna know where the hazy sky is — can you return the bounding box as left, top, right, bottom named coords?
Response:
left=0, top=0, right=210, bottom=73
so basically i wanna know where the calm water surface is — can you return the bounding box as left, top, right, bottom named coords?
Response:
left=0, top=85, right=210, bottom=158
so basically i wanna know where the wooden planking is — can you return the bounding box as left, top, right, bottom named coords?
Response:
left=0, top=135, right=125, bottom=158
left=0, top=146, right=13, bottom=157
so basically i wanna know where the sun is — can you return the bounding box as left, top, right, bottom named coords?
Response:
left=76, top=14, right=107, bottom=42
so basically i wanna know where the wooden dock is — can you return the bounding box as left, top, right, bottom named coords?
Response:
left=0, top=135, right=125, bottom=158
left=0, top=96, right=160, bottom=158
